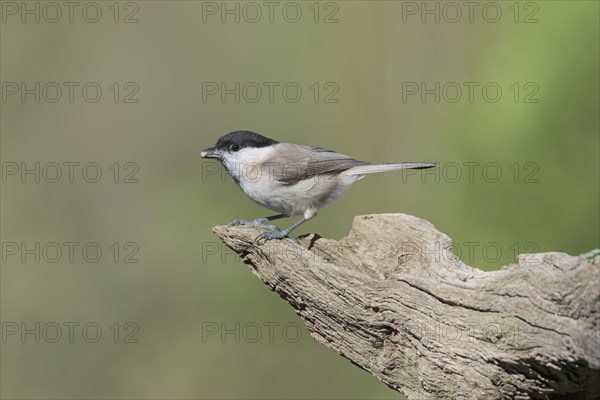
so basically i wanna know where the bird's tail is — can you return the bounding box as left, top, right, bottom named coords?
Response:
left=344, top=162, right=437, bottom=176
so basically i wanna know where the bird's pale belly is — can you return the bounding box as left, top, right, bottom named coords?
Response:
left=237, top=173, right=350, bottom=216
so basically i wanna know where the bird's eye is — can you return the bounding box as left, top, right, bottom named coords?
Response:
left=230, top=144, right=240, bottom=152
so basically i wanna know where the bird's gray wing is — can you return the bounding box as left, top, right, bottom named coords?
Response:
left=265, top=143, right=369, bottom=185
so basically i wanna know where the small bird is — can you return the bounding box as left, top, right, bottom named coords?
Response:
left=201, top=131, right=436, bottom=240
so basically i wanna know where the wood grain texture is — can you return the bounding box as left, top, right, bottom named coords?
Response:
left=213, top=213, right=599, bottom=400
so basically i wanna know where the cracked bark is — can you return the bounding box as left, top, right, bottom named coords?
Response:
left=212, top=213, right=599, bottom=400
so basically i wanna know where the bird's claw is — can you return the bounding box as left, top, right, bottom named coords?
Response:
left=257, top=230, right=289, bottom=241
left=227, top=219, right=247, bottom=226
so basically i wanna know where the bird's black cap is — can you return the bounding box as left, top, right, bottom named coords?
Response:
left=215, top=131, right=278, bottom=152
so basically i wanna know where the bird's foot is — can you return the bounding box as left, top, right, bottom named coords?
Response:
left=257, top=229, right=290, bottom=241
left=228, top=218, right=280, bottom=232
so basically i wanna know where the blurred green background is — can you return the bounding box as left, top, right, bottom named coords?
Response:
left=1, top=1, right=598, bottom=399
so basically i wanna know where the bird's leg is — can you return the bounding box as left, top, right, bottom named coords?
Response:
left=257, top=209, right=317, bottom=241
left=228, top=214, right=286, bottom=231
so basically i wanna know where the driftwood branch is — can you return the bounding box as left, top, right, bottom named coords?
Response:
left=213, top=213, right=599, bottom=400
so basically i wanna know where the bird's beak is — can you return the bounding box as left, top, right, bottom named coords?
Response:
left=200, top=146, right=220, bottom=159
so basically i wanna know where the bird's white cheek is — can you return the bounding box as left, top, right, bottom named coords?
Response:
left=222, top=148, right=272, bottom=184
left=223, top=158, right=253, bottom=182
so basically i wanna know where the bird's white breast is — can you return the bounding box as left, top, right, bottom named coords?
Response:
left=221, top=146, right=295, bottom=214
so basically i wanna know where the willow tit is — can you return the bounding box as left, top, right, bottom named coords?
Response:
left=201, top=131, right=436, bottom=240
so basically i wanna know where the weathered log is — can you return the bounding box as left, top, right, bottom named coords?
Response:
left=213, top=213, right=599, bottom=400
